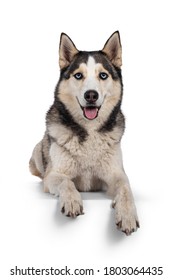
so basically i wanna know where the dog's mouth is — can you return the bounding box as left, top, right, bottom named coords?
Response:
left=76, top=97, right=101, bottom=120
left=83, top=106, right=99, bottom=120
left=83, top=106, right=100, bottom=120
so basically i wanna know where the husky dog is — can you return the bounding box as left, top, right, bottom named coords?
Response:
left=29, top=31, right=139, bottom=235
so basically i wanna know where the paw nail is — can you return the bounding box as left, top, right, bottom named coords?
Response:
left=116, top=221, right=122, bottom=228
left=124, top=229, right=131, bottom=236
left=61, top=207, right=65, bottom=213
left=136, top=221, right=140, bottom=228
left=67, top=212, right=72, bottom=217
left=75, top=212, right=79, bottom=216
left=112, top=202, right=116, bottom=208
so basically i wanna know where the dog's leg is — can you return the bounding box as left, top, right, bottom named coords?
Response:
left=111, top=173, right=139, bottom=235
left=105, top=147, right=140, bottom=235
left=108, top=174, right=139, bottom=235
left=29, top=141, right=44, bottom=179
left=44, top=171, right=83, bottom=217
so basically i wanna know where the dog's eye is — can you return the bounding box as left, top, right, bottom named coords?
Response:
left=99, top=72, right=108, bottom=80
left=74, top=72, right=83, bottom=80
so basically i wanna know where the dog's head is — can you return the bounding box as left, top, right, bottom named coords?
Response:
left=57, top=32, right=123, bottom=122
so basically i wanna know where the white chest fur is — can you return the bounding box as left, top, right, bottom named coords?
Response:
left=48, top=123, right=123, bottom=191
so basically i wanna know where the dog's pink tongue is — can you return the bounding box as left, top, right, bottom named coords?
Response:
left=84, top=107, right=98, bottom=120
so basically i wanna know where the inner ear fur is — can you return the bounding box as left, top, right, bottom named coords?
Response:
left=59, top=33, right=79, bottom=69
left=102, top=31, right=122, bottom=67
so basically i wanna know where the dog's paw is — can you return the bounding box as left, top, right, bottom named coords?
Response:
left=60, top=193, right=84, bottom=218
left=112, top=200, right=140, bottom=235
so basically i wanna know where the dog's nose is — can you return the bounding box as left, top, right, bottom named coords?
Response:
left=84, top=90, right=99, bottom=103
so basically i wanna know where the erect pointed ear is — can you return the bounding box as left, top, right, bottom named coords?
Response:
left=102, top=31, right=122, bottom=67
left=59, top=33, right=79, bottom=69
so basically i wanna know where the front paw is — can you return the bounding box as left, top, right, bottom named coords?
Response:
left=60, top=193, right=84, bottom=218
left=112, top=199, right=140, bottom=235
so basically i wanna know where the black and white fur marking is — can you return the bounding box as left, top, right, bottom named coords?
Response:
left=29, top=31, right=139, bottom=235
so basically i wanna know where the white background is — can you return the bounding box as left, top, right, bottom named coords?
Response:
left=0, top=0, right=173, bottom=279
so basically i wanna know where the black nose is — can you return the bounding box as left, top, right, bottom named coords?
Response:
left=84, top=90, right=99, bottom=103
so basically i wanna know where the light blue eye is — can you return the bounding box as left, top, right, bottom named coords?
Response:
left=74, top=72, right=83, bottom=80
left=99, top=72, right=108, bottom=80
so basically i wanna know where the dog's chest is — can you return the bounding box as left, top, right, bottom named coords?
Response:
left=63, top=131, right=116, bottom=171
left=49, top=124, right=119, bottom=188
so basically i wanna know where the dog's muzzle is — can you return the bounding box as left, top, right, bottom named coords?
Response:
left=82, top=90, right=100, bottom=120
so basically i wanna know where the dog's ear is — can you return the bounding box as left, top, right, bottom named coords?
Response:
left=102, top=31, right=122, bottom=67
left=59, top=33, right=79, bottom=69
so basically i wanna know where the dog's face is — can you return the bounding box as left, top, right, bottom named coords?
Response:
left=57, top=32, right=123, bottom=122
